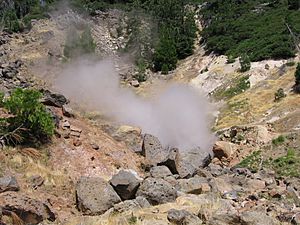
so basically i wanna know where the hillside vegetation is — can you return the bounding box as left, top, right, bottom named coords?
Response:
left=200, top=0, right=300, bottom=61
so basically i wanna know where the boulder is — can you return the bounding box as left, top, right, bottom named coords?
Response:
left=113, top=125, right=142, bottom=153
left=40, top=89, right=68, bottom=108
left=159, top=147, right=179, bottom=174
left=76, top=177, right=121, bottom=215
left=110, top=170, right=141, bottom=200
left=136, top=178, right=177, bottom=205
left=0, top=176, right=19, bottom=193
left=113, top=196, right=150, bottom=213
left=0, top=191, right=55, bottom=224
left=213, top=141, right=237, bottom=159
left=207, top=214, right=241, bottom=225
left=244, top=179, right=266, bottom=192
left=167, top=209, right=202, bottom=225
left=177, top=176, right=211, bottom=194
left=175, top=148, right=212, bottom=178
left=150, top=166, right=173, bottom=179
left=142, top=134, right=170, bottom=165
left=62, top=105, right=74, bottom=117
left=240, top=211, right=280, bottom=225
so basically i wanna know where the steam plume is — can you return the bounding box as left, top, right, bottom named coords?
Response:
left=54, top=59, right=215, bottom=151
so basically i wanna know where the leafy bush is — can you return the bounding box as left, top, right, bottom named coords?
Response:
left=239, top=54, right=251, bottom=72
left=226, top=55, right=235, bottom=64
left=221, top=76, right=250, bottom=99
left=294, top=63, right=300, bottom=93
left=0, top=88, right=54, bottom=145
left=133, top=59, right=147, bottom=82
left=272, top=135, right=285, bottom=146
left=272, top=149, right=300, bottom=177
left=285, top=61, right=295, bottom=67
left=237, top=151, right=263, bottom=173
left=274, top=88, right=286, bottom=102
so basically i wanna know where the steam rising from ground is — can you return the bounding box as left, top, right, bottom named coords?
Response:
left=54, top=59, right=215, bottom=151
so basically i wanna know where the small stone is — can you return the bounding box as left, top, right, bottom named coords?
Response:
left=70, top=126, right=82, bottom=133
left=292, top=213, right=300, bottom=225
left=62, top=105, right=74, bottom=117
left=70, top=126, right=82, bottom=137
left=130, top=80, right=140, bottom=87
left=29, top=175, right=44, bottom=189
left=73, top=139, right=82, bottom=147
left=0, top=176, right=19, bottom=193
left=62, top=121, right=70, bottom=129
left=223, top=190, right=239, bottom=201
left=91, top=143, right=99, bottom=150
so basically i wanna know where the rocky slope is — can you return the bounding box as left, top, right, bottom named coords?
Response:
left=0, top=6, right=300, bottom=225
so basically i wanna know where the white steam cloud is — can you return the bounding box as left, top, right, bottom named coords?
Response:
left=54, top=59, right=215, bottom=151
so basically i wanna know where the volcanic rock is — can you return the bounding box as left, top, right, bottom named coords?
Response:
left=0, top=191, right=55, bottom=224
left=110, top=170, right=141, bottom=200
left=136, top=178, right=177, bottom=205
left=0, top=176, right=19, bottom=193
left=76, top=177, right=121, bottom=215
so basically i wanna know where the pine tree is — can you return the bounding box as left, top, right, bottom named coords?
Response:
left=153, top=27, right=177, bottom=73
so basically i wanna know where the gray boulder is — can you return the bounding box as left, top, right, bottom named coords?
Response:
left=40, top=89, right=68, bottom=108
left=136, top=178, right=177, bottom=205
left=207, top=214, right=241, bottom=225
left=142, top=134, right=170, bottom=165
left=240, top=211, right=280, bottom=225
left=167, top=209, right=202, bottom=225
left=150, top=166, right=173, bottom=179
left=175, top=148, right=211, bottom=178
left=0, top=176, right=19, bottom=193
left=76, top=177, right=121, bottom=215
left=110, top=170, right=141, bottom=200
left=0, top=191, right=55, bottom=224
left=177, top=176, right=211, bottom=194
left=113, top=196, right=150, bottom=213
left=159, top=147, right=179, bottom=174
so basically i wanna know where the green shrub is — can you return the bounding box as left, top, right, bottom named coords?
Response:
left=226, top=55, right=235, bottom=64
left=0, top=92, right=4, bottom=107
left=237, top=151, right=262, bottom=173
left=294, top=63, right=300, bottom=93
left=272, top=135, right=285, bottom=146
left=222, top=76, right=250, bottom=99
left=133, top=59, right=147, bottom=82
left=285, top=61, right=295, bottom=67
left=1, top=9, right=21, bottom=32
left=0, top=88, right=54, bottom=145
left=153, top=28, right=178, bottom=72
left=274, top=88, right=286, bottom=102
left=239, top=54, right=251, bottom=72
left=271, top=149, right=300, bottom=177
